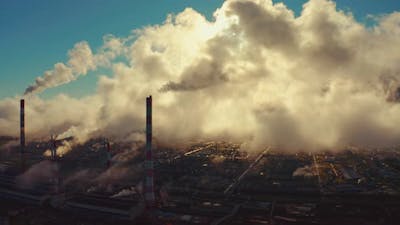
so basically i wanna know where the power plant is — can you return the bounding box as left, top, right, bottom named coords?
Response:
left=0, top=97, right=400, bottom=225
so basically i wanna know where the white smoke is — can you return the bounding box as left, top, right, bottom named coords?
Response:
left=293, top=165, right=317, bottom=177
left=43, top=140, right=74, bottom=157
left=1, top=0, right=400, bottom=151
left=24, top=36, right=124, bottom=95
left=111, top=186, right=137, bottom=198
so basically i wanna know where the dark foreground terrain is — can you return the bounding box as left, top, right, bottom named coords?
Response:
left=1, top=137, right=400, bottom=224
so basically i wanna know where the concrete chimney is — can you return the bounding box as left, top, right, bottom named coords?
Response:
left=50, top=135, right=60, bottom=193
left=104, top=139, right=112, bottom=168
left=145, top=96, right=155, bottom=206
left=50, top=135, right=57, bottom=161
left=20, top=99, right=25, bottom=154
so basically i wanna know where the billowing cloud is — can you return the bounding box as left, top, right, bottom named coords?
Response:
left=1, top=0, right=400, bottom=152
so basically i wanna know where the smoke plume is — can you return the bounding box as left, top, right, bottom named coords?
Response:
left=24, top=36, right=124, bottom=95
left=1, top=0, right=400, bottom=151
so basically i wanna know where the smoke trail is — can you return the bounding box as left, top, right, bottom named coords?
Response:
left=24, top=36, right=124, bottom=95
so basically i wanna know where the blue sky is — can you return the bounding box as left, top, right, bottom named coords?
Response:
left=0, top=0, right=399, bottom=99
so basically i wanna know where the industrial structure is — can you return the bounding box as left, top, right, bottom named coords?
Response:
left=104, top=139, right=112, bottom=168
left=20, top=99, right=25, bottom=154
left=145, top=95, right=155, bottom=207
left=50, top=135, right=57, bottom=161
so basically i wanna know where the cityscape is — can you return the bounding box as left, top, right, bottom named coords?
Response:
left=0, top=97, right=400, bottom=224
left=1, top=0, right=400, bottom=224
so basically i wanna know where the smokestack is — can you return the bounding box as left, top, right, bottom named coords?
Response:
left=107, top=142, right=111, bottom=167
left=50, top=135, right=57, bottom=161
left=145, top=96, right=155, bottom=206
left=104, top=139, right=112, bottom=168
left=20, top=99, right=25, bottom=154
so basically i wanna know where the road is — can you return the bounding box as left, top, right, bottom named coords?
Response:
left=224, top=147, right=270, bottom=195
left=313, top=154, right=322, bottom=189
left=184, top=143, right=215, bottom=156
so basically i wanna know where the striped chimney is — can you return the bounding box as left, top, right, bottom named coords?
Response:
left=20, top=99, right=25, bottom=154
left=145, top=95, right=155, bottom=206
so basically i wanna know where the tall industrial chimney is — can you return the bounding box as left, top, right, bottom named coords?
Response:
left=49, top=135, right=60, bottom=193
left=20, top=99, right=25, bottom=154
left=104, top=139, right=112, bottom=168
left=145, top=96, right=155, bottom=206
left=50, top=135, right=57, bottom=161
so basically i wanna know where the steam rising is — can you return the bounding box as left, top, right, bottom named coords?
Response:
left=1, top=0, right=400, bottom=151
